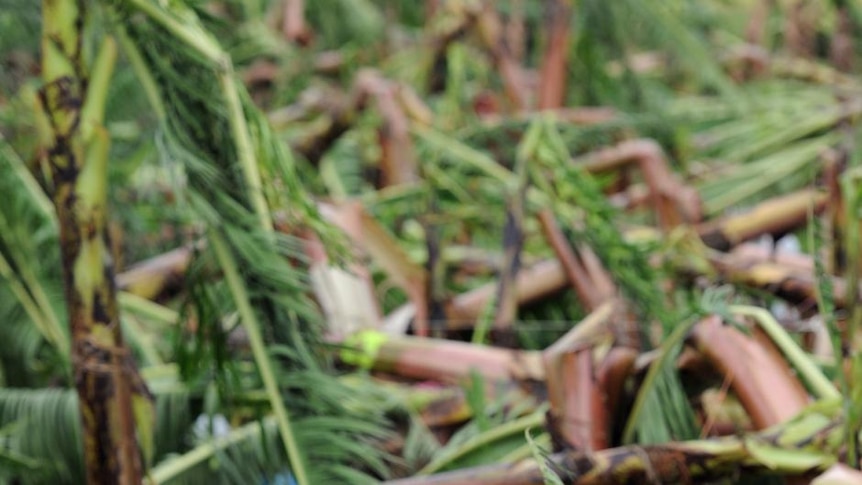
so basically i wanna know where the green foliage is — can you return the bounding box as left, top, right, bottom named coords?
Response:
left=0, top=137, right=67, bottom=387
left=105, top=1, right=389, bottom=481
left=836, top=162, right=862, bottom=465
left=0, top=389, right=84, bottom=484
left=464, top=370, right=489, bottom=432
left=0, top=0, right=396, bottom=482
left=570, top=0, right=733, bottom=109
left=400, top=413, right=440, bottom=473
left=525, top=428, right=563, bottom=485
left=0, top=0, right=40, bottom=97
left=307, top=0, right=384, bottom=48
left=418, top=396, right=546, bottom=475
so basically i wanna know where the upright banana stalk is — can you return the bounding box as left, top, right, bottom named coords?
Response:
left=40, top=1, right=148, bottom=483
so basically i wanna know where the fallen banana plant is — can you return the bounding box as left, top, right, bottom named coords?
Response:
left=384, top=398, right=847, bottom=485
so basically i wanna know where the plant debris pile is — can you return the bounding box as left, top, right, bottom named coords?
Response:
left=3, top=1, right=862, bottom=484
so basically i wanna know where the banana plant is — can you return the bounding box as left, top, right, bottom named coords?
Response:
left=38, top=0, right=153, bottom=482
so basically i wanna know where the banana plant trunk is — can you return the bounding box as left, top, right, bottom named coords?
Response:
left=40, top=0, right=147, bottom=483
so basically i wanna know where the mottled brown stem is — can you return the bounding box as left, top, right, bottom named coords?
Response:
left=41, top=2, right=146, bottom=482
